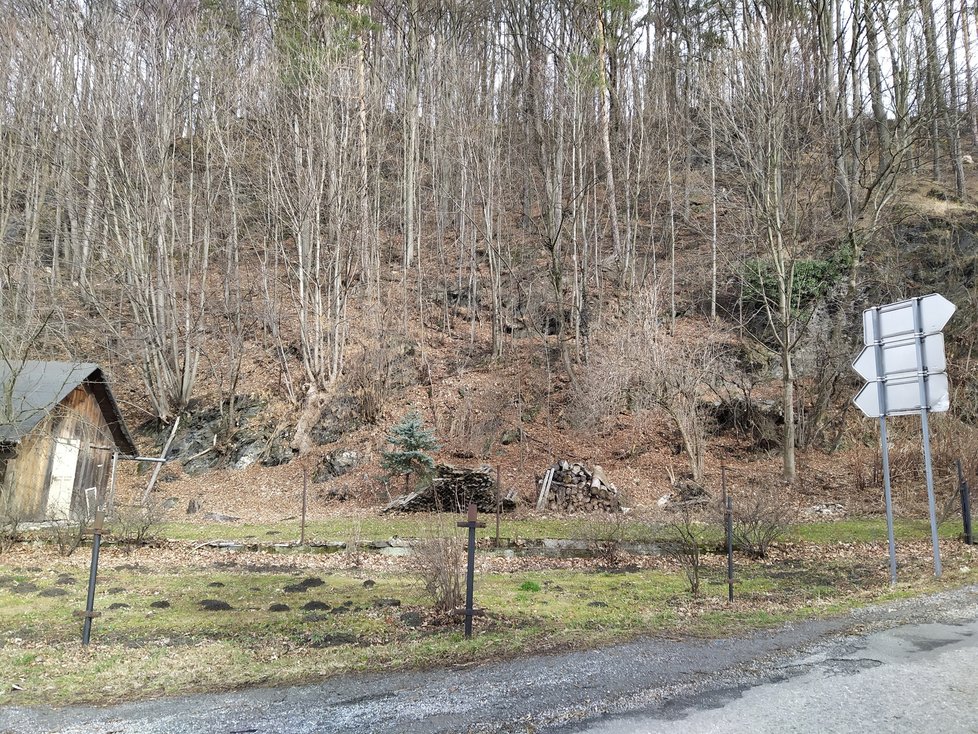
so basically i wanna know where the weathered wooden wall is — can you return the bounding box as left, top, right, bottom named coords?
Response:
left=3, top=415, right=55, bottom=520
left=58, top=384, right=115, bottom=517
left=1, top=384, right=116, bottom=521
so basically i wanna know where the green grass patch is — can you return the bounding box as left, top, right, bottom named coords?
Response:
left=160, top=514, right=965, bottom=550
left=4, top=516, right=978, bottom=708
left=158, top=515, right=671, bottom=544
left=790, top=517, right=965, bottom=544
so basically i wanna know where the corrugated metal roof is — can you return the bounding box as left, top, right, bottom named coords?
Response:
left=0, top=361, right=137, bottom=454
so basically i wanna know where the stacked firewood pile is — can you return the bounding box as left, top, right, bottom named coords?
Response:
left=382, top=464, right=518, bottom=514
left=535, top=460, right=622, bottom=513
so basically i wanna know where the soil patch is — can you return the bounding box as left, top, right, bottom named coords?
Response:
left=199, top=599, right=234, bottom=611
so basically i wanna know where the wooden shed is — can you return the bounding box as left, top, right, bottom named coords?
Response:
left=0, top=361, right=137, bottom=521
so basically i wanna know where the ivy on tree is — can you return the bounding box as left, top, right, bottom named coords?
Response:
left=381, top=411, right=439, bottom=493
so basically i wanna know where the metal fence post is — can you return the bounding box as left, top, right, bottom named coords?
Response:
left=76, top=511, right=106, bottom=645
left=457, top=503, right=485, bottom=638
left=958, top=459, right=973, bottom=545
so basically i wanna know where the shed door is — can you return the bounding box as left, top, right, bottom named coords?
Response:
left=47, top=438, right=80, bottom=518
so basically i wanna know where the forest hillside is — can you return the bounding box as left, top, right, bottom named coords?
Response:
left=1, top=0, right=977, bottom=518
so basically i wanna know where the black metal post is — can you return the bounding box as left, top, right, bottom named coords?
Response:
left=722, top=463, right=733, bottom=602
left=300, top=464, right=308, bottom=546
left=80, top=511, right=105, bottom=645
left=958, top=459, right=973, bottom=545
left=726, top=494, right=734, bottom=602
left=457, top=503, right=485, bottom=638
left=495, top=465, right=501, bottom=549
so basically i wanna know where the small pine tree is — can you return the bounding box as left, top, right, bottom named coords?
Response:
left=381, top=411, right=440, bottom=493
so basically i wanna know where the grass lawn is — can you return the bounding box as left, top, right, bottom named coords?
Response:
left=1, top=514, right=976, bottom=707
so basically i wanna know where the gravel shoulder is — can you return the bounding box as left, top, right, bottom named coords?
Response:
left=2, top=584, right=977, bottom=734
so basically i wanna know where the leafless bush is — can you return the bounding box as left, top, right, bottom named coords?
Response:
left=343, top=521, right=364, bottom=569
left=347, top=331, right=416, bottom=425
left=566, top=354, right=630, bottom=431
left=850, top=442, right=880, bottom=494
left=930, top=422, right=978, bottom=527
left=412, top=520, right=464, bottom=617
left=582, top=512, right=630, bottom=567
left=113, top=501, right=166, bottom=546
left=665, top=505, right=712, bottom=595
left=570, top=288, right=724, bottom=482
left=0, top=505, right=21, bottom=554
left=48, top=514, right=88, bottom=558
left=448, top=388, right=509, bottom=458
left=731, top=490, right=795, bottom=559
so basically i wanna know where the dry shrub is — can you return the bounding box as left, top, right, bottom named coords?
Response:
left=852, top=420, right=978, bottom=521
left=566, top=353, right=631, bottom=431
left=582, top=512, right=630, bottom=567
left=49, top=515, right=89, bottom=557
left=569, top=286, right=724, bottom=482
left=346, top=330, right=417, bottom=426
left=731, top=485, right=795, bottom=559
left=666, top=505, right=712, bottom=595
left=448, top=388, right=510, bottom=458
left=850, top=442, right=881, bottom=494
left=343, top=521, right=364, bottom=569
left=412, top=519, right=464, bottom=617
left=0, top=505, right=20, bottom=554
left=113, top=501, right=165, bottom=546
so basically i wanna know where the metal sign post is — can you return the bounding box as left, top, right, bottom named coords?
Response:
left=871, top=308, right=898, bottom=586
left=912, top=298, right=942, bottom=577
left=853, top=294, right=955, bottom=582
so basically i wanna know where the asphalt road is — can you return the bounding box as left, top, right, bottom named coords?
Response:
left=565, top=616, right=978, bottom=733
left=2, top=585, right=977, bottom=734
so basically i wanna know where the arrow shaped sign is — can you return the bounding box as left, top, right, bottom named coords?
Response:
left=852, top=333, right=947, bottom=382
left=863, top=293, right=956, bottom=345
left=853, top=373, right=950, bottom=418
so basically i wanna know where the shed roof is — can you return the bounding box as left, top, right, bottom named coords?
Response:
left=0, top=361, right=137, bottom=455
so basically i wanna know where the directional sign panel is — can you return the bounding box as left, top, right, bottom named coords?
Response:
left=852, top=333, right=947, bottom=382
left=853, top=373, right=950, bottom=418
left=863, top=293, right=956, bottom=344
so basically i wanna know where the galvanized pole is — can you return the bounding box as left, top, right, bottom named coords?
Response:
left=872, top=308, right=898, bottom=586
left=912, top=298, right=942, bottom=577
left=878, top=417, right=898, bottom=585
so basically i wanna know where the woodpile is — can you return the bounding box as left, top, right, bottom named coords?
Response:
left=535, top=460, right=622, bottom=513
left=657, top=478, right=711, bottom=510
left=382, top=464, right=517, bottom=514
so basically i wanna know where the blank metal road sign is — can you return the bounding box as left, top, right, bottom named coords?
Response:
left=862, top=293, right=956, bottom=344
left=851, top=333, right=947, bottom=383
left=853, top=372, right=950, bottom=418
